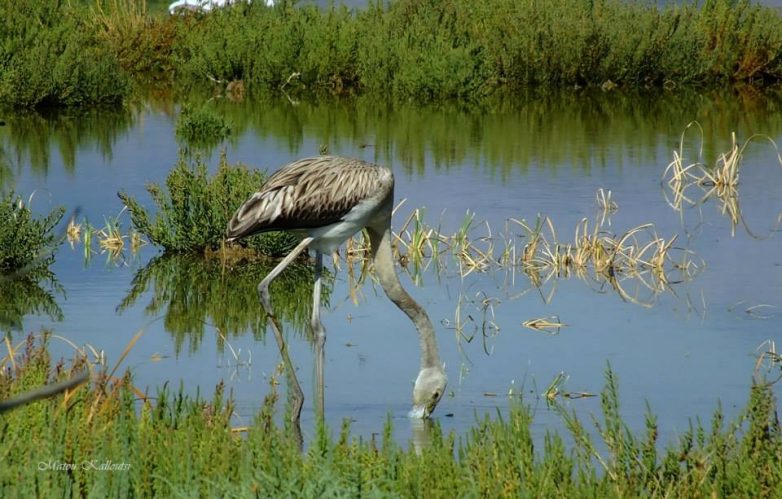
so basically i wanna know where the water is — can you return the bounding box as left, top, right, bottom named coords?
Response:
left=2, top=88, right=782, bottom=448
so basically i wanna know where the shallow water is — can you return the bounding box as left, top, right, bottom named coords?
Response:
left=3, top=87, right=782, bottom=447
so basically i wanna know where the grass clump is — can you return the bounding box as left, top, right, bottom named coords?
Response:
left=2, top=337, right=781, bottom=496
left=118, top=152, right=297, bottom=256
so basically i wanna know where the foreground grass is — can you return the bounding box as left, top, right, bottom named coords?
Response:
left=1, top=336, right=780, bottom=497
left=2, top=0, right=782, bottom=108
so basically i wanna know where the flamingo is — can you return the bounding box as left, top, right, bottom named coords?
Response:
left=226, top=156, right=447, bottom=421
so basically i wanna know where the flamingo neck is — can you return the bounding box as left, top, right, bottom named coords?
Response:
left=367, top=224, right=441, bottom=370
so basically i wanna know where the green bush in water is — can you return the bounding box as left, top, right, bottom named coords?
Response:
left=0, top=192, right=64, bottom=280
left=119, top=152, right=297, bottom=256
left=175, top=104, right=231, bottom=148
left=0, top=192, right=64, bottom=330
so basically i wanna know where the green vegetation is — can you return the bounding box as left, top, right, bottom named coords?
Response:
left=0, top=192, right=65, bottom=330
left=117, top=254, right=330, bottom=353
left=118, top=152, right=297, bottom=255
left=0, top=0, right=130, bottom=108
left=2, top=0, right=782, bottom=108
left=2, top=336, right=781, bottom=496
left=0, top=192, right=63, bottom=279
left=175, top=103, right=231, bottom=148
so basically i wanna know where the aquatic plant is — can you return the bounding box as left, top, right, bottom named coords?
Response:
left=174, top=103, right=231, bottom=148
left=118, top=152, right=297, bottom=255
left=375, top=202, right=698, bottom=308
left=66, top=209, right=147, bottom=266
left=0, top=191, right=64, bottom=279
left=1, top=336, right=780, bottom=496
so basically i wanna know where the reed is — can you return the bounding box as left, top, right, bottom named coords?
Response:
left=377, top=203, right=698, bottom=307
left=69, top=209, right=147, bottom=265
left=663, top=123, right=782, bottom=237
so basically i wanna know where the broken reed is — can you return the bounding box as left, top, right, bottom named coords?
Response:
left=1, top=336, right=781, bottom=497
left=663, top=122, right=782, bottom=237
left=335, top=201, right=697, bottom=307
left=66, top=208, right=146, bottom=265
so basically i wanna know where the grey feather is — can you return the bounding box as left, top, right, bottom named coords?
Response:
left=226, top=156, right=393, bottom=241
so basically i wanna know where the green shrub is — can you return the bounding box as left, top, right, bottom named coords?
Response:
left=175, top=104, right=231, bottom=147
left=0, top=192, right=64, bottom=330
left=3, top=0, right=782, bottom=106
left=90, top=0, right=180, bottom=81
left=0, top=0, right=131, bottom=108
left=0, top=192, right=64, bottom=280
left=168, top=0, right=782, bottom=100
left=118, top=152, right=297, bottom=255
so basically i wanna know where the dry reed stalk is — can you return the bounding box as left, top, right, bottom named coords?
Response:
left=523, top=316, right=566, bottom=334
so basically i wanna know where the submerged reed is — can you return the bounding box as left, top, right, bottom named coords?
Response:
left=663, top=122, right=782, bottom=237
left=66, top=208, right=147, bottom=265
left=369, top=201, right=698, bottom=307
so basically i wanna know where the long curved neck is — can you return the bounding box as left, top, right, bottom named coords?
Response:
left=367, top=224, right=441, bottom=370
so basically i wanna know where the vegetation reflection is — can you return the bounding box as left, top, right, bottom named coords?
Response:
left=4, top=88, right=782, bottom=180
left=0, top=108, right=135, bottom=184
left=117, top=253, right=332, bottom=354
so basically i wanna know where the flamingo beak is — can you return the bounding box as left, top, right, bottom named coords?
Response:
left=408, top=405, right=429, bottom=419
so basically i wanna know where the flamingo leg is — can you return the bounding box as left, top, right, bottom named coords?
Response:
left=258, top=236, right=314, bottom=311
left=257, top=236, right=313, bottom=430
left=312, top=251, right=326, bottom=421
